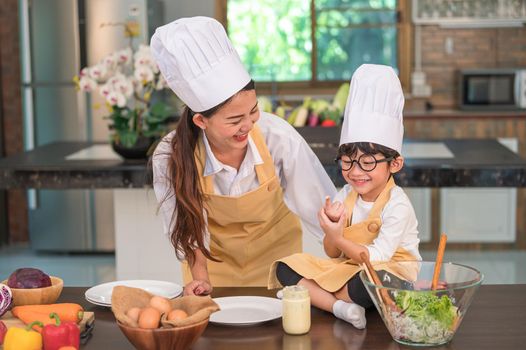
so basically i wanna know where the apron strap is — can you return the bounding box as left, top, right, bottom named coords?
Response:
left=249, top=125, right=276, bottom=185
left=367, top=177, right=396, bottom=219
left=344, top=191, right=358, bottom=227
left=343, top=176, right=396, bottom=225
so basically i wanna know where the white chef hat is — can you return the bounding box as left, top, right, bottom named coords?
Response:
left=339, top=64, right=405, bottom=153
left=150, top=16, right=251, bottom=112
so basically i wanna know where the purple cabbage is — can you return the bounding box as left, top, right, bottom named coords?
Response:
left=7, top=268, right=52, bottom=289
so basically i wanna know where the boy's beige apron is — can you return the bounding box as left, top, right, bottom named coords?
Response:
left=268, top=177, right=417, bottom=291
left=182, top=125, right=302, bottom=286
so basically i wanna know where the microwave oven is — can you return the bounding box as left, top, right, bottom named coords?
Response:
left=459, top=68, right=526, bottom=110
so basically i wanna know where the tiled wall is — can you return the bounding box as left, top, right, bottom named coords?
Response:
left=0, top=0, right=28, bottom=242
left=420, top=26, right=526, bottom=108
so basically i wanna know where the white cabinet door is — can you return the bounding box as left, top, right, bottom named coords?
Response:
left=404, top=188, right=432, bottom=242
left=440, top=188, right=516, bottom=242
left=440, top=138, right=518, bottom=243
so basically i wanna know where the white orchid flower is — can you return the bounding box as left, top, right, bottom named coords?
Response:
left=134, top=65, right=154, bottom=84
left=150, top=61, right=160, bottom=74
left=103, top=53, right=119, bottom=70
left=131, top=77, right=144, bottom=95
left=99, top=82, right=114, bottom=98
left=108, top=72, right=127, bottom=86
left=79, top=67, right=89, bottom=77
left=136, top=44, right=150, bottom=54
left=134, top=54, right=153, bottom=69
left=114, top=77, right=134, bottom=98
left=78, top=76, right=98, bottom=92
left=117, top=48, right=133, bottom=66
left=89, top=64, right=108, bottom=82
left=155, top=74, right=168, bottom=91
left=106, top=91, right=127, bottom=108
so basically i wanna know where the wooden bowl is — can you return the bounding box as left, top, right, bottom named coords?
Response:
left=117, top=317, right=209, bottom=350
left=1, top=276, right=63, bottom=306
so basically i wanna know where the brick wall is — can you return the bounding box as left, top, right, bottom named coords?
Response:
left=420, top=26, right=526, bottom=108
left=0, top=0, right=28, bottom=242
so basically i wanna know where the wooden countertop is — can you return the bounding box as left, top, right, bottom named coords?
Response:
left=59, top=285, right=526, bottom=350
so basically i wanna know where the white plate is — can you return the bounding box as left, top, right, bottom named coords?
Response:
left=85, top=295, right=112, bottom=307
left=210, top=296, right=282, bottom=326
left=85, top=280, right=183, bottom=306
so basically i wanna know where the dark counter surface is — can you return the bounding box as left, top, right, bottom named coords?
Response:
left=1, top=132, right=525, bottom=188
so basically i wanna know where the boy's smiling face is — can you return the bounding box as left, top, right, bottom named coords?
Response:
left=341, top=149, right=404, bottom=202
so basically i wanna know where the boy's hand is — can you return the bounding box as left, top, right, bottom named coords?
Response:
left=318, top=206, right=346, bottom=243
left=324, top=196, right=345, bottom=222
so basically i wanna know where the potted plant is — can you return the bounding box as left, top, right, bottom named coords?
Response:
left=75, top=25, right=172, bottom=159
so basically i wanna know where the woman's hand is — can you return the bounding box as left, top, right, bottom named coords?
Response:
left=184, top=279, right=213, bottom=296
left=323, top=196, right=345, bottom=223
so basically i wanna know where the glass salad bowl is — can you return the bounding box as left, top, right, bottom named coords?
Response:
left=359, top=260, right=483, bottom=347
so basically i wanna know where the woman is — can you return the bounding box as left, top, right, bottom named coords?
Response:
left=150, top=16, right=335, bottom=295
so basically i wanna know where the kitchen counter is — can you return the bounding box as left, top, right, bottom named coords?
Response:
left=60, top=285, right=526, bottom=350
left=1, top=134, right=525, bottom=189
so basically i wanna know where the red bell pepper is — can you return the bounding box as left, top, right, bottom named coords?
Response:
left=42, top=313, right=80, bottom=350
left=0, top=320, right=7, bottom=345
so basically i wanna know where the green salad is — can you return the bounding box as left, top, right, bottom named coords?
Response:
left=391, top=290, right=458, bottom=344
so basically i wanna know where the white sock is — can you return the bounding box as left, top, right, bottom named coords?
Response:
left=332, top=300, right=366, bottom=329
left=276, top=289, right=284, bottom=299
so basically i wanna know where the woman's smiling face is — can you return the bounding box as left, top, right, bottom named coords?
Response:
left=193, top=89, right=260, bottom=154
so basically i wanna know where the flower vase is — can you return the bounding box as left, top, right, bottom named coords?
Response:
left=111, top=136, right=155, bottom=160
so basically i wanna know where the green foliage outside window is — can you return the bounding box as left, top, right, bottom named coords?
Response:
left=227, top=0, right=398, bottom=82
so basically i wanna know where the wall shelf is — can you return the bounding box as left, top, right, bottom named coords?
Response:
left=412, top=0, right=526, bottom=28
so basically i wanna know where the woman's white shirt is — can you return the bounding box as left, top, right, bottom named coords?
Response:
left=152, top=112, right=337, bottom=248
left=334, top=184, right=422, bottom=262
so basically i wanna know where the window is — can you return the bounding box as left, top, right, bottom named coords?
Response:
left=217, top=0, right=411, bottom=94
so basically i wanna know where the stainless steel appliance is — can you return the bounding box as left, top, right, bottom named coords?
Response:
left=0, top=76, right=6, bottom=246
left=19, top=0, right=156, bottom=252
left=459, top=68, right=526, bottom=110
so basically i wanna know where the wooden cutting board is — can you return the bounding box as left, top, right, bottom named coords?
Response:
left=0, top=311, right=94, bottom=348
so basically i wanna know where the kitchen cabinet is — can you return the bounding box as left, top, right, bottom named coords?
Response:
left=440, top=187, right=516, bottom=242
left=440, top=138, right=518, bottom=243
left=404, top=188, right=432, bottom=242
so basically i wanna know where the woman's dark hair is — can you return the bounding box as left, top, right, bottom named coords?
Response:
left=338, top=142, right=400, bottom=160
left=166, top=80, right=255, bottom=266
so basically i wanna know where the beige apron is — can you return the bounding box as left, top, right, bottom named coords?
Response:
left=182, top=125, right=303, bottom=286
left=268, top=177, right=417, bottom=291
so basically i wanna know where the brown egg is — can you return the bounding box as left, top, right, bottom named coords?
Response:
left=126, top=307, right=142, bottom=323
left=138, top=307, right=161, bottom=329
left=167, top=308, right=189, bottom=321
left=149, top=295, right=172, bottom=315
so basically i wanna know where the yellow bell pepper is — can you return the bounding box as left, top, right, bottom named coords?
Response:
left=3, top=321, right=43, bottom=350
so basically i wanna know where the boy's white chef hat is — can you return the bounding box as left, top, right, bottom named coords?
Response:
left=150, top=16, right=251, bottom=112
left=339, top=64, right=405, bottom=153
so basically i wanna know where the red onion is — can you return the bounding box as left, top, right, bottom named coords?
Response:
left=0, top=284, right=13, bottom=317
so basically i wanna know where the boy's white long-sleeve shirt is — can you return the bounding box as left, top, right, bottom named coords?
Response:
left=152, top=112, right=337, bottom=248
left=334, top=184, right=422, bottom=262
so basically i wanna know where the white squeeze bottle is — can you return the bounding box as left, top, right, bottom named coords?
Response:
left=282, top=285, right=311, bottom=335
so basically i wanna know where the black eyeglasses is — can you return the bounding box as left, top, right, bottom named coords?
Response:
left=335, top=154, right=394, bottom=172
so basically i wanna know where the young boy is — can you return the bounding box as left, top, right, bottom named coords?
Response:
left=268, top=64, right=422, bottom=329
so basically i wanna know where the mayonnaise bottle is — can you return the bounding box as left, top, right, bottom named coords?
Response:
left=282, top=285, right=311, bottom=335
